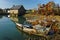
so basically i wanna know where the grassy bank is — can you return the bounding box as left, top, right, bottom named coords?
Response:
left=24, top=13, right=60, bottom=22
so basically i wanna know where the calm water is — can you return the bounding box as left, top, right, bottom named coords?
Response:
left=0, top=15, right=27, bottom=40
left=0, top=15, right=47, bottom=40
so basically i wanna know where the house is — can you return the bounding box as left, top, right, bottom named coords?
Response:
left=9, top=5, right=26, bottom=16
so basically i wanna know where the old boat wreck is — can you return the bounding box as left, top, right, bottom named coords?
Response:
left=16, top=17, right=60, bottom=40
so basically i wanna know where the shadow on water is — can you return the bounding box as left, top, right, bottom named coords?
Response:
left=0, top=15, right=8, bottom=19
left=18, top=16, right=26, bottom=24
left=4, top=37, right=12, bottom=40
left=0, top=15, right=3, bottom=19
left=9, top=16, right=26, bottom=24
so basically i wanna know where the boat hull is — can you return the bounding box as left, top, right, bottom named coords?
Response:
left=16, top=23, right=37, bottom=34
left=16, top=23, right=51, bottom=40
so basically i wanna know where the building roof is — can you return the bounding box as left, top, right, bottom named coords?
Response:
left=10, top=5, right=23, bottom=10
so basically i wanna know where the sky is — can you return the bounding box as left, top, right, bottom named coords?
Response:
left=0, top=0, right=60, bottom=9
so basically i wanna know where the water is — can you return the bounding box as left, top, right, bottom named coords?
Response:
left=0, top=15, right=27, bottom=40
left=0, top=15, right=47, bottom=40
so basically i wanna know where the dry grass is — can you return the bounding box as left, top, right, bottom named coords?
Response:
left=54, top=16, right=60, bottom=22
left=24, top=14, right=60, bottom=22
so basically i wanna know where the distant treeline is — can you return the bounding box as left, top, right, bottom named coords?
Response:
left=0, top=13, right=9, bottom=15
left=0, top=8, right=9, bottom=15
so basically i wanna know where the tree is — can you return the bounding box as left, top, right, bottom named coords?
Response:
left=0, top=8, right=3, bottom=13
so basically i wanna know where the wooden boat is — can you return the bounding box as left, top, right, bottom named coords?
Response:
left=16, top=22, right=52, bottom=40
left=16, top=23, right=36, bottom=34
left=16, top=22, right=60, bottom=40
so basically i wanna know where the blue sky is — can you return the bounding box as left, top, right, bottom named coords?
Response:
left=0, top=0, right=60, bottom=9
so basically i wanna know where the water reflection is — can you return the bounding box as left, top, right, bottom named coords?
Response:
left=0, top=15, right=8, bottom=19
left=0, top=16, right=3, bottom=18
left=10, top=16, right=26, bottom=24
left=0, top=15, right=23, bottom=40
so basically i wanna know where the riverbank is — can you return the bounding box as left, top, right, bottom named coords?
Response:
left=11, top=13, right=60, bottom=40
left=24, top=14, right=60, bottom=22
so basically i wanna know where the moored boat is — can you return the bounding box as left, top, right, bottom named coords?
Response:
left=16, top=19, right=60, bottom=40
left=16, top=22, right=36, bottom=34
left=16, top=22, right=48, bottom=40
